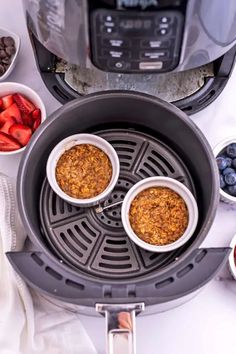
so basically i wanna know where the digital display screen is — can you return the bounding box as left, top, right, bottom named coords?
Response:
left=119, top=19, right=152, bottom=30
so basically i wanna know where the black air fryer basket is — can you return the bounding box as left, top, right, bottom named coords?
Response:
left=8, top=90, right=230, bottom=302
left=7, top=92, right=230, bottom=353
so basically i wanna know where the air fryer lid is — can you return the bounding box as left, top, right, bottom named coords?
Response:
left=8, top=91, right=230, bottom=306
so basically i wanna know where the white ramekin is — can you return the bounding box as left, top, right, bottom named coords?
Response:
left=0, top=82, right=46, bottom=155
left=121, top=176, right=199, bottom=252
left=46, top=134, right=120, bottom=207
left=213, top=136, right=236, bottom=205
left=228, top=233, right=236, bottom=279
left=0, top=28, right=20, bottom=81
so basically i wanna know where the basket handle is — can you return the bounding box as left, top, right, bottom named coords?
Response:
left=96, top=303, right=145, bottom=354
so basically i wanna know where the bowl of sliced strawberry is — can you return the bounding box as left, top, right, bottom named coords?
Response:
left=0, top=82, right=46, bottom=154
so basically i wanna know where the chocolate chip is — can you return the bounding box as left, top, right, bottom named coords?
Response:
left=3, top=36, right=14, bottom=47
left=0, top=64, right=5, bottom=76
left=5, top=49, right=11, bottom=57
left=0, top=50, right=6, bottom=59
left=5, top=46, right=16, bottom=56
left=2, top=57, right=10, bottom=65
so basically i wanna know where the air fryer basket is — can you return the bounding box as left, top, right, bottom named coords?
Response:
left=8, top=90, right=229, bottom=301
left=8, top=91, right=230, bottom=354
left=9, top=92, right=228, bottom=307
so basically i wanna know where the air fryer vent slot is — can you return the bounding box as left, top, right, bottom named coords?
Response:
left=177, top=264, right=194, bottom=278
left=40, top=129, right=197, bottom=280
left=45, top=266, right=62, bottom=280
left=195, top=249, right=207, bottom=263
left=31, top=253, right=44, bottom=266
left=65, top=279, right=84, bottom=290
left=155, top=277, right=175, bottom=289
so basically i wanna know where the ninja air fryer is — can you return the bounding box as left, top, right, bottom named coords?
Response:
left=22, top=0, right=236, bottom=113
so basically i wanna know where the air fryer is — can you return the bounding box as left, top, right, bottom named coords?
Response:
left=22, top=0, right=236, bottom=113
left=7, top=92, right=230, bottom=354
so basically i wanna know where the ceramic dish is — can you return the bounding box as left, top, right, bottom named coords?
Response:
left=213, top=136, right=236, bottom=205
left=46, top=133, right=120, bottom=207
left=0, top=82, right=46, bottom=155
left=121, top=176, right=198, bottom=252
left=0, top=28, right=20, bottom=81
left=228, top=233, right=236, bottom=279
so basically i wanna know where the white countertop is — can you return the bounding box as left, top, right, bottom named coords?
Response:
left=1, top=1, right=236, bottom=354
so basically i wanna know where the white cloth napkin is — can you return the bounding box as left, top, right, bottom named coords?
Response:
left=0, top=173, right=97, bottom=354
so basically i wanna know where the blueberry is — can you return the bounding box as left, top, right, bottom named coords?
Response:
left=224, top=172, right=236, bottom=185
left=220, top=174, right=226, bottom=188
left=222, top=167, right=235, bottom=176
left=226, top=143, right=236, bottom=158
left=226, top=157, right=232, bottom=167
left=232, top=158, right=236, bottom=169
left=216, top=156, right=227, bottom=170
left=227, top=185, right=236, bottom=196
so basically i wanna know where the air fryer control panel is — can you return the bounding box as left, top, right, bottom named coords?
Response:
left=90, top=9, right=184, bottom=73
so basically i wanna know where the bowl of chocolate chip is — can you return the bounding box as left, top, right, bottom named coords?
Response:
left=46, top=134, right=120, bottom=207
left=121, top=176, right=198, bottom=252
left=0, top=28, right=20, bottom=81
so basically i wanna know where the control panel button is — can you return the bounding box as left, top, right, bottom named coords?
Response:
left=103, top=38, right=130, bottom=48
left=159, top=16, right=171, bottom=24
left=101, top=25, right=116, bottom=34
left=157, top=28, right=170, bottom=36
left=101, top=13, right=115, bottom=21
left=101, top=17, right=117, bottom=34
left=103, top=49, right=131, bottom=59
left=141, top=50, right=168, bottom=59
left=115, top=62, right=124, bottom=69
left=141, top=40, right=170, bottom=49
left=110, top=50, right=123, bottom=58
left=155, top=16, right=172, bottom=26
left=139, top=62, right=163, bottom=70
left=104, top=15, right=113, bottom=22
left=108, top=60, right=129, bottom=71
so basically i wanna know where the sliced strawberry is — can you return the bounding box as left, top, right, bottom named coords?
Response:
left=9, top=124, right=32, bottom=146
left=0, top=132, right=21, bottom=151
left=31, top=108, right=41, bottom=121
left=13, top=93, right=35, bottom=115
left=0, top=110, right=11, bottom=124
left=1, top=95, right=14, bottom=109
left=0, top=117, right=16, bottom=134
left=22, top=112, right=34, bottom=128
left=0, top=103, right=22, bottom=124
left=0, top=98, right=3, bottom=110
left=32, top=117, right=41, bottom=132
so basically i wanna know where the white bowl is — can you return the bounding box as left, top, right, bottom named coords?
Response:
left=0, top=82, right=46, bottom=155
left=213, top=136, right=236, bottom=205
left=228, top=233, right=236, bottom=279
left=0, top=28, right=20, bottom=81
left=121, top=176, right=199, bottom=253
left=46, top=134, right=120, bottom=207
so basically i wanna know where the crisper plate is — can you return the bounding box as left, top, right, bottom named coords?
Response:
left=39, top=129, right=196, bottom=280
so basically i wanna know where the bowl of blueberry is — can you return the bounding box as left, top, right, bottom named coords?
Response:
left=214, top=137, right=236, bottom=203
